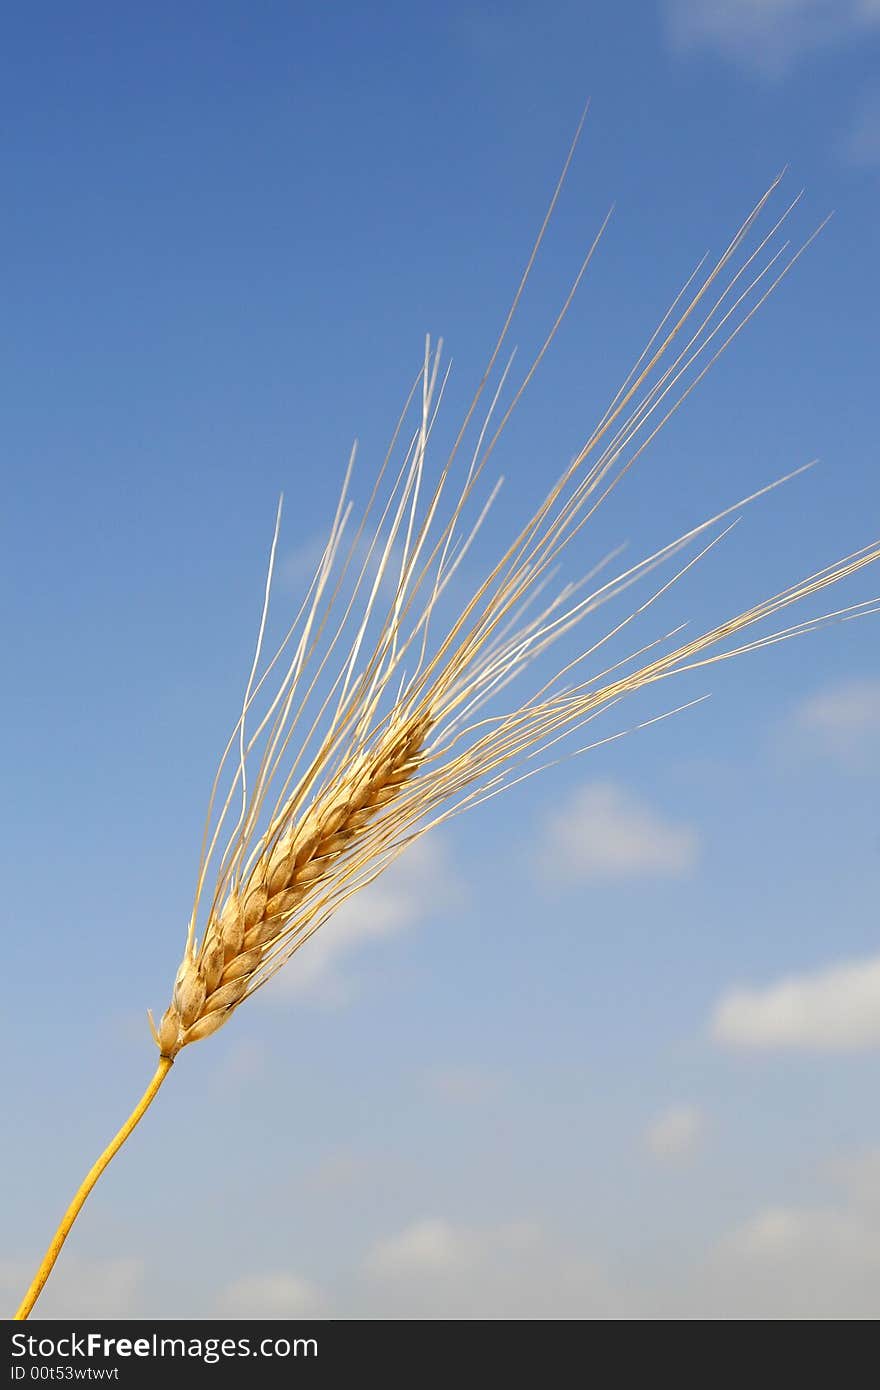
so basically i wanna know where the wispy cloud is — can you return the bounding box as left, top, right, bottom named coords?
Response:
left=795, top=677, right=880, bottom=762
left=711, top=952, right=880, bottom=1050
left=665, top=0, right=880, bottom=77
left=706, top=1153, right=880, bottom=1318
left=644, top=1104, right=704, bottom=1161
left=215, top=1272, right=327, bottom=1318
left=329, top=1156, right=880, bottom=1317
left=263, top=837, right=461, bottom=1004
left=361, top=1217, right=620, bottom=1318
left=365, top=1217, right=478, bottom=1278
left=538, top=782, right=698, bottom=883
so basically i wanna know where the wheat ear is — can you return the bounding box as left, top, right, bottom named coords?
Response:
left=161, top=714, right=430, bottom=1055
left=15, top=132, right=880, bottom=1319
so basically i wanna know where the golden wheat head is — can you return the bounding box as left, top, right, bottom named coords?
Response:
left=144, top=154, right=879, bottom=1064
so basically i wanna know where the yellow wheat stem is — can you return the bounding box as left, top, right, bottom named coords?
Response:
left=13, top=1058, right=173, bottom=1322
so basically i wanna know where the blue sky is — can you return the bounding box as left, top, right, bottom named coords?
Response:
left=3, top=2, right=880, bottom=1319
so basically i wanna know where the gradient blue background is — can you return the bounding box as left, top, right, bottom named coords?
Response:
left=2, top=2, right=879, bottom=1319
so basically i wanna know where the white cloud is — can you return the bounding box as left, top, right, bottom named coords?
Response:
left=366, top=1218, right=477, bottom=1278
left=195, top=1156, right=880, bottom=1321
left=644, top=1104, right=704, bottom=1161
left=795, top=677, right=880, bottom=762
left=711, top=952, right=880, bottom=1050
left=361, top=1218, right=621, bottom=1319
left=539, top=782, right=698, bottom=883
left=704, top=1197, right=880, bottom=1318
left=0, top=1256, right=143, bottom=1320
left=216, top=1272, right=326, bottom=1318
left=625, top=1146, right=880, bottom=1317
left=356, top=1168, right=880, bottom=1319
left=264, top=836, right=460, bottom=1003
left=665, top=0, right=880, bottom=76
left=722, top=1205, right=837, bottom=1261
